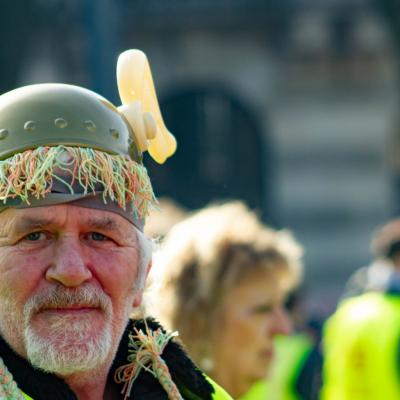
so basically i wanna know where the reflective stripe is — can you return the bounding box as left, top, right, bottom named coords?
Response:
left=22, top=392, right=34, bottom=400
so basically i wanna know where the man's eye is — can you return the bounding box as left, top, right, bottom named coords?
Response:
left=90, top=232, right=108, bottom=241
left=25, top=232, right=45, bottom=241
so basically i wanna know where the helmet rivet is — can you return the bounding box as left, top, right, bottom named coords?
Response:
left=110, top=129, right=119, bottom=139
left=24, top=121, right=36, bottom=132
left=84, top=120, right=96, bottom=132
left=55, top=118, right=68, bottom=129
left=0, top=129, right=8, bottom=140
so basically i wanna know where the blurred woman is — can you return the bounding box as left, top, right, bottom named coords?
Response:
left=146, top=201, right=303, bottom=398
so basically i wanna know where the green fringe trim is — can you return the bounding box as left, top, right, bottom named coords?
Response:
left=0, top=146, right=156, bottom=218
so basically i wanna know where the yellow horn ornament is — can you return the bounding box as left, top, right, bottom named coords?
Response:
left=117, top=49, right=177, bottom=164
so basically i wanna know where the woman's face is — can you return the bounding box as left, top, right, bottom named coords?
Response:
left=212, top=271, right=292, bottom=398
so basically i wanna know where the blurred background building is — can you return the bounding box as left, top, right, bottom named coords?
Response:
left=2, top=0, right=400, bottom=315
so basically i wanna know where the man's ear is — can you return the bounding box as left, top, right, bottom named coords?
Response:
left=145, top=259, right=153, bottom=278
left=132, top=260, right=153, bottom=308
left=132, top=293, right=143, bottom=308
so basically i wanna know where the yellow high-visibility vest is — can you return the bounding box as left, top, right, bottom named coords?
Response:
left=322, top=292, right=400, bottom=400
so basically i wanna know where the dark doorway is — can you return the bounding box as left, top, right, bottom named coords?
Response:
left=145, top=84, right=271, bottom=218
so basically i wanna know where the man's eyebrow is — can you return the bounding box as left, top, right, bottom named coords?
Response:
left=85, top=216, right=125, bottom=235
left=11, top=217, right=54, bottom=235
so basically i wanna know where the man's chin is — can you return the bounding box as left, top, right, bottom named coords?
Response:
left=25, top=322, right=113, bottom=375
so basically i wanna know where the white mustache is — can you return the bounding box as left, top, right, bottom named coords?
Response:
left=23, top=285, right=112, bottom=321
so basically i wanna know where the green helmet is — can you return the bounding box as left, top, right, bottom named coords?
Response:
left=0, top=83, right=142, bottom=162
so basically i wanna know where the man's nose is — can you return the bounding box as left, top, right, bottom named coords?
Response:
left=46, top=236, right=92, bottom=287
left=270, top=306, right=293, bottom=336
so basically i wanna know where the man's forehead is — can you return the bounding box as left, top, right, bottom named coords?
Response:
left=0, top=204, right=136, bottom=235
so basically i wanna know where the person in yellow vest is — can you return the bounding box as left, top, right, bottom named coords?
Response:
left=146, top=201, right=304, bottom=399
left=343, top=217, right=400, bottom=298
left=0, top=49, right=231, bottom=399
left=322, top=218, right=400, bottom=400
left=322, top=287, right=400, bottom=400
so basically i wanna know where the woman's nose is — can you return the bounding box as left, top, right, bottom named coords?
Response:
left=271, top=306, right=293, bottom=336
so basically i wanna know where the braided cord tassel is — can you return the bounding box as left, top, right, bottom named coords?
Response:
left=114, top=324, right=183, bottom=400
left=0, top=356, right=26, bottom=400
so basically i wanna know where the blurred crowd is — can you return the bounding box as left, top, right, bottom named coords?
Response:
left=142, top=198, right=400, bottom=399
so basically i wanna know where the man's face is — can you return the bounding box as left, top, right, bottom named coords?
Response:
left=0, top=204, right=142, bottom=375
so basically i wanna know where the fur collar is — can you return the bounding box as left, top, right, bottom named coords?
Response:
left=0, top=318, right=214, bottom=400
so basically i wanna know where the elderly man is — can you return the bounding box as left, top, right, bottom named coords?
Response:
left=0, top=50, right=231, bottom=399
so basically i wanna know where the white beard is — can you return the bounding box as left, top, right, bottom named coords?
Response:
left=23, top=285, right=113, bottom=375
left=25, top=315, right=112, bottom=375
